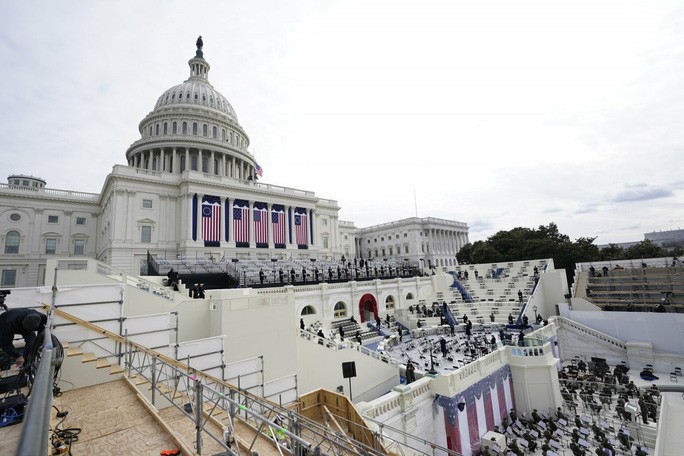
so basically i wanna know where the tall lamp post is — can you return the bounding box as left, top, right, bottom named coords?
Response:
left=428, top=340, right=438, bottom=375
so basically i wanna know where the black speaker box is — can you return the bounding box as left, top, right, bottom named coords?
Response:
left=0, top=374, right=27, bottom=394
left=342, top=361, right=356, bottom=378
left=0, top=393, right=26, bottom=414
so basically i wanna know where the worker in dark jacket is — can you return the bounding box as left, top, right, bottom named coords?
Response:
left=0, top=308, right=47, bottom=366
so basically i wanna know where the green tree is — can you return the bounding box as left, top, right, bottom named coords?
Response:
left=471, top=241, right=503, bottom=264
left=599, top=244, right=624, bottom=261
left=667, top=246, right=684, bottom=257
left=456, top=243, right=473, bottom=264
left=623, top=240, right=667, bottom=260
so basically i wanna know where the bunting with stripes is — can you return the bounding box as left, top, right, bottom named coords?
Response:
left=294, top=207, right=308, bottom=249
left=271, top=204, right=286, bottom=248
left=202, top=195, right=221, bottom=247
left=233, top=199, right=250, bottom=247
left=253, top=202, right=268, bottom=247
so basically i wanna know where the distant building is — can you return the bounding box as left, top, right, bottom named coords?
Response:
left=597, top=228, right=684, bottom=251
left=354, top=217, right=469, bottom=270
left=645, top=228, right=684, bottom=248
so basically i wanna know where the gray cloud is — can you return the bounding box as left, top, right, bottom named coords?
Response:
left=574, top=202, right=600, bottom=215
left=610, top=186, right=674, bottom=203
left=469, top=220, right=493, bottom=233
left=619, top=224, right=641, bottom=231
left=542, top=207, right=562, bottom=213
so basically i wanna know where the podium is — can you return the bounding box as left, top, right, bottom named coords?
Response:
left=481, top=431, right=506, bottom=453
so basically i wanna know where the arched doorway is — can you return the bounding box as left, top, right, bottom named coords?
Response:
left=358, top=293, right=378, bottom=323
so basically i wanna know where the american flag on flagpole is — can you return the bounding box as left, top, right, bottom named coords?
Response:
left=294, top=210, right=308, bottom=246
left=202, top=196, right=221, bottom=246
left=233, top=200, right=250, bottom=244
left=255, top=163, right=263, bottom=177
left=253, top=204, right=268, bottom=245
left=271, top=206, right=286, bottom=245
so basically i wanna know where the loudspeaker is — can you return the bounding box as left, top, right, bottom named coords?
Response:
left=342, top=361, right=356, bottom=379
left=0, top=374, right=27, bottom=394
left=0, top=393, right=26, bottom=414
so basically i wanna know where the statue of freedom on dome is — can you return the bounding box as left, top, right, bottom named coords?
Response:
left=195, top=36, right=204, bottom=58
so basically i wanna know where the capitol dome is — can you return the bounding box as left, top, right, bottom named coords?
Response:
left=153, top=74, right=238, bottom=122
left=125, top=38, right=256, bottom=181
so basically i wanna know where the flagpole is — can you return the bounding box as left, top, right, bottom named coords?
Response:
left=414, top=188, right=418, bottom=218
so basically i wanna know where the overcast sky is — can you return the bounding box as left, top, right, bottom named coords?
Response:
left=1, top=1, right=683, bottom=244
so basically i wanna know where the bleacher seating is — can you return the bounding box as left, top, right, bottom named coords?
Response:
left=330, top=317, right=377, bottom=342
left=434, top=259, right=550, bottom=326
left=573, top=257, right=684, bottom=311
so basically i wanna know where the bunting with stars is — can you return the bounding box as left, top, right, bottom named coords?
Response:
left=436, top=365, right=515, bottom=456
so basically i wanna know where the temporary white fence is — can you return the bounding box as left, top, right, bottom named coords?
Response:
left=175, top=335, right=226, bottom=379
left=224, top=356, right=263, bottom=393
left=263, top=374, right=298, bottom=406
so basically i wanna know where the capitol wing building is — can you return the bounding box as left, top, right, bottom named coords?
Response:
left=0, top=41, right=366, bottom=288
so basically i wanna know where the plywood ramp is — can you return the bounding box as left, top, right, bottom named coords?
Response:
left=158, top=402, right=284, bottom=456
left=51, top=379, right=179, bottom=455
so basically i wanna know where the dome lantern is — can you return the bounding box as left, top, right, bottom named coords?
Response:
left=189, top=35, right=210, bottom=80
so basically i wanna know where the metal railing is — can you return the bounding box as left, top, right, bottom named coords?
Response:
left=16, top=268, right=60, bottom=456
left=53, top=307, right=413, bottom=455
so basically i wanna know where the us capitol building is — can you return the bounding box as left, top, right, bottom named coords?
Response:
left=0, top=38, right=468, bottom=288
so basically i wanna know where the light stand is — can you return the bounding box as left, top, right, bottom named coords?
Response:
left=428, top=340, right=438, bottom=375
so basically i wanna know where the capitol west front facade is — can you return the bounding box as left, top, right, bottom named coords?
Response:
left=0, top=40, right=467, bottom=288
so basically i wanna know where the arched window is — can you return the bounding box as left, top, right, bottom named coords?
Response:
left=405, top=292, right=415, bottom=300
left=301, top=305, right=316, bottom=316
left=193, top=123, right=198, bottom=135
left=202, top=124, right=208, bottom=136
left=182, top=122, right=188, bottom=134
left=4, top=231, right=20, bottom=254
left=334, top=302, right=347, bottom=318
left=222, top=129, right=226, bottom=141
left=385, top=295, right=395, bottom=309
left=212, top=126, right=217, bottom=138
left=172, top=122, right=177, bottom=134
left=155, top=124, right=160, bottom=135
left=163, top=123, right=168, bottom=134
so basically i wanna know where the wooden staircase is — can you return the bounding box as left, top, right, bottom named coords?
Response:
left=64, top=342, right=125, bottom=376
left=62, top=342, right=283, bottom=456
